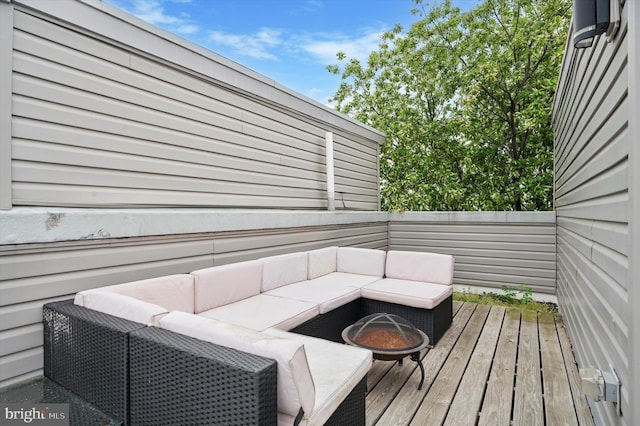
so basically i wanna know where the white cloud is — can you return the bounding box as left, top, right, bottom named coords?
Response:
left=288, top=0, right=324, bottom=15
left=175, top=24, right=200, bottom=35
left=207, top=28, right=284, bottom=60
left=118, top=0, right=200, bottom=35
left=300, top=29, right=384, bottom=65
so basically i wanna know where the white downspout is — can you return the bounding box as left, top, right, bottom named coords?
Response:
left=325, top=131, right=335, bottom=211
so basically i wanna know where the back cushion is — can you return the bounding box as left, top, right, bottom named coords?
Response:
left=75, top=274, right=195, bottom=313
left=385, top=250, right=455, bottom=285
left=159, top=311, right=315, bottom=418
left=76, top=291, right=168, bottom=325
left=261, top=252, right=308, bottom=292
left=191, top=260, right=263, bottom=313
left=307, top=246, right=337, bottom=279
left=337, top=247, right=386, bottom=277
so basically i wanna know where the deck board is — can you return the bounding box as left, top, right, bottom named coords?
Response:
left=556, top=314, right=596, bottom=426
left=366, top=302, right=593, bottom=425
left=539, top=312, right=578, bottom=426
left=478, top=307, right=520, bottom=426
left=512, top=310, right=544, bottom=425
left=370, top=302, right=474, bottom=425
left=444, top=306, right=505, bottom=426
left=411, top=304, right=491, bottom=425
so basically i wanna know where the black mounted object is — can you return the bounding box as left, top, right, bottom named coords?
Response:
left=573, top=0, right=615, bottom=48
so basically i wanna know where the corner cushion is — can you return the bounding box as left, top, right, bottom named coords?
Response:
left=385, top=250, right=454, bottom=285
left=159, top=311, right=315, bottom=418
left=307, top=246, right=337, bottom=279
left=74, top=274, right=195, bottom=313
left=264, top=328, right=372, bottom=426
left=361, top=278, right=453, bottom=309
left=74, top=291, right=168, bottom=325
left=337, top=247, right=386, bottom=277
left=191, top=260, right=263, bottom=313
left=261, top=252, right=309, bottom=292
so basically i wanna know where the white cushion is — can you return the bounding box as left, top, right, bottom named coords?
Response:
left=308, top=272, right=381, bottom=289
left=265, top=280, right=360, bottom=314
left=198, top=294, right=319, bottom=331
left=74, top=274, right=195, bottom=313
left=261, top=252, right=309, bottom=292
left=75, top=291, right=168, bottom=326
left=337, top=247, right=386, bottom=277
left=307, top=247, right=337, bottom=279
left=264, top=328, right=372, bottom=426
left=159, top=312, right=316, bottom=418
left=191, top=260, right=263, bottom=313
left=361, top=278, right=453, bottom=309
left=385, top=250, right=455, bottom=285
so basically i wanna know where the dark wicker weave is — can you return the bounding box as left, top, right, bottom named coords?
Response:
left=360, top=295, right=453, bottom=347
left=324, top=376, right=367, bottom=426
left=43, top=300, right=146, bottom=424
left=43, top=291, right=450, bottom=425
left=290, top=299, right=361, bottom=343
left=128, top=326, right=277, bottom=426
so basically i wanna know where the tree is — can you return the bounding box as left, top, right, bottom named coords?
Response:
left=328, top=0, right=571, bottom=211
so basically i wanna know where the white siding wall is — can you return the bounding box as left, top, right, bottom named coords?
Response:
left=552, top=2, right=630, bottom=424
left=5, top=0, right=383, bottom=210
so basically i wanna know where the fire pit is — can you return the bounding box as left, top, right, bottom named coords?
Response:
left=342, top=313, right=429, bottom=389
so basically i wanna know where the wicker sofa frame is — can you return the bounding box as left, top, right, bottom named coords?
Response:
left=43, top=265, right=453, bottom=425
left=44, top=300, right=370, bottom=425
left=44, top=293, right=451, bottom=425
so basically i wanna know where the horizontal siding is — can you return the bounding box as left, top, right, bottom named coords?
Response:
left=388, top=214, right=556, bottom=294
left=9, top=5, right=381, bottom=210
left=552, top=2, right=630, bottom=423
left=0, top=221, right=387, bottom=388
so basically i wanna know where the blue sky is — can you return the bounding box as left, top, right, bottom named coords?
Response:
left=104, top=0, right=479, bottom=106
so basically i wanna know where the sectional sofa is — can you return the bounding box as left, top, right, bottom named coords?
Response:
left=43, top=246, right=454, bottom=425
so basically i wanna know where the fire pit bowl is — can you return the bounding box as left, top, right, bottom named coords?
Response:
left=342, top=313, right=429, bottom=389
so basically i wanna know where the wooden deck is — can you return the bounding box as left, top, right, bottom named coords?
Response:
left=365, top=301, right=595, bottom=425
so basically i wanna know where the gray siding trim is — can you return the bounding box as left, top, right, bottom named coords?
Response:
left=0, top=208, right=389, bottom=244
left=628, top=0, right=640, bottom=423
left=553, top=3, right=630, bottom=424
left=0, top=1, right=12, bottom=209
left=388, top=212, right=556, bottom=294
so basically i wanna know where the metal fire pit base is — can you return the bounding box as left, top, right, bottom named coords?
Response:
left=342, top=313, right=429, bottom=391
left=375, top=351, right=425, bottom=390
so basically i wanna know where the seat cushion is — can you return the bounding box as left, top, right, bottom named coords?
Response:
left=337, top=247, right=386, bottom=277
left=191, top=260, right=263, bottom=313
left=385, top=250, right=455, bottom=285
left=264, top=328, right=372, bottom=426
left=307, top=246, right=337, bottom=279
left=265, top=280, right=360, bottom=314
left=76, top=291, right=168, bottom=325
left=308, top=271, right=382, bottom=289
left=361, top=278, right=453, bottom=309
left=74, top=274, right=195, bottom=313
left=261, top=252, right=309, bottom=292
left=159, top=312, right=315, bottom=419
left=198, top=294, right=319, bottom=331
